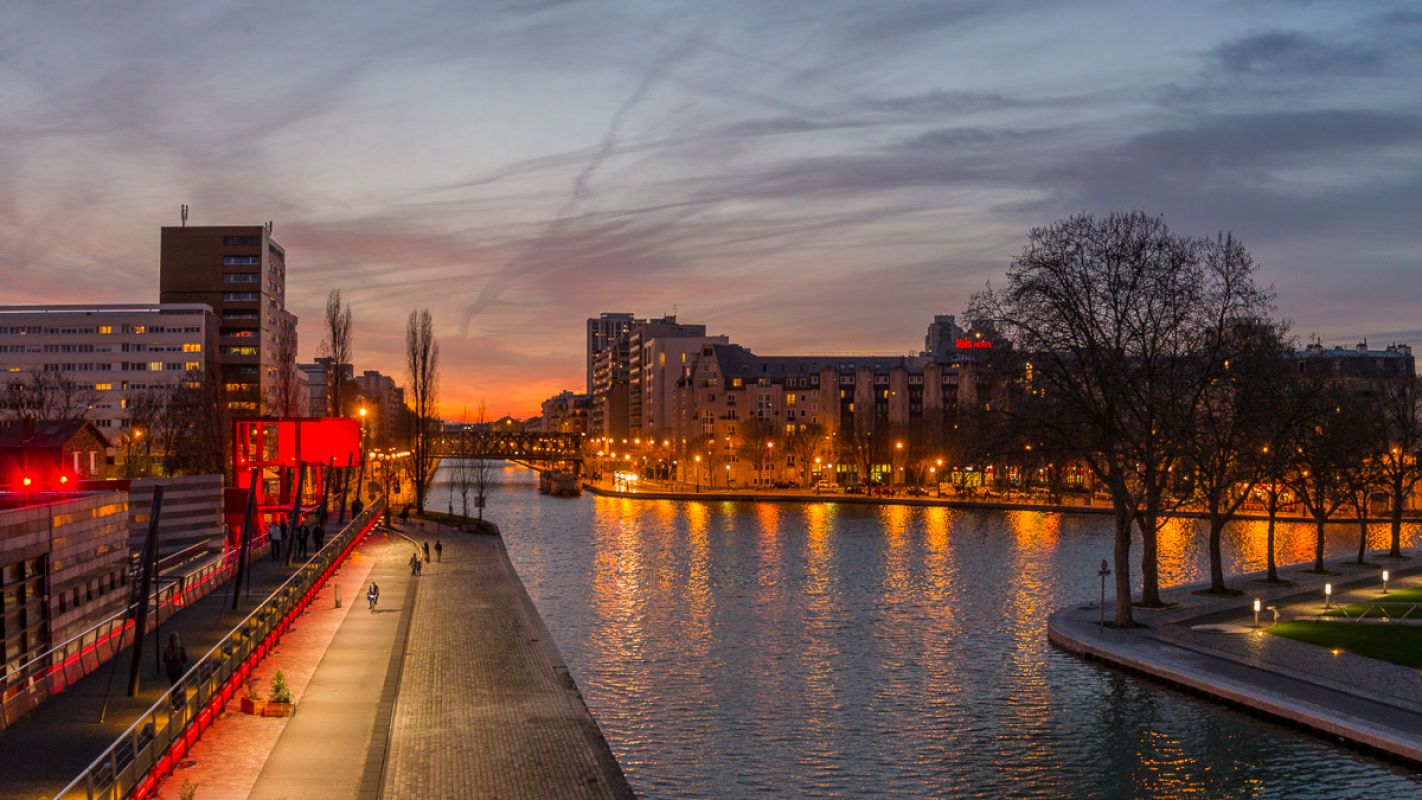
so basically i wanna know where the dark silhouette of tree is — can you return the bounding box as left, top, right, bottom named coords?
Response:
left=405, top=308, right=440, bottom=513
left=321, top=289, right=353, bottom=416
left=1375, top=375, right=1422, bottom=558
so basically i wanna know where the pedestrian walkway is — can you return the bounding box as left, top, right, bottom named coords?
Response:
left=151, top=532, right=407, bottom=799
left=0, top=548, right=302, bottom=800
left=381, top=521, right=634, bottom=799
left=1049, top=553, right=1422, bottom=764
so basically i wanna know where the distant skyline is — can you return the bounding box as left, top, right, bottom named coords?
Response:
left=3, top=1, right=1420, bottom=417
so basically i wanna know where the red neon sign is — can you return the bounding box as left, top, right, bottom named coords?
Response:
left=955, top=338, right=993, bottom=349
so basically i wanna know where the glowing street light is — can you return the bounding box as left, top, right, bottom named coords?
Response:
left=1252, top=598, right=1261, bottom=628
left=1383, top=569, right=1390, bottom=594
left=1324, top=582, right=1333, bottom=610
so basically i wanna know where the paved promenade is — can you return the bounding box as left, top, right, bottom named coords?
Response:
left=381, top=520, right=633, bottom=799
left=154, top=531, right=411, bottom=799
left=1049, top=552, right=1422, bottom=764
left=0, top=548, right=300, bottom=800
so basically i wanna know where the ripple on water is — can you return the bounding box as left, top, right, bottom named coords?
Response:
left=431, top=465, right=1422, bottom=799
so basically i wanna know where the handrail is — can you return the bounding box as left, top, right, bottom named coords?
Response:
left=0, top=542, right=246, bottom=732
left=1319, top=601, right=1422, bottom=624
left=52, top=498, right=384, bottom=800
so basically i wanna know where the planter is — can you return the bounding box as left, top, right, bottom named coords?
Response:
left=262, top=701, right=294, bottom=717
left=240, top=697, right=266, bottom=716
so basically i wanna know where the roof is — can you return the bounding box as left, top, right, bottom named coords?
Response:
left=0, top=420, right=111, bottom=450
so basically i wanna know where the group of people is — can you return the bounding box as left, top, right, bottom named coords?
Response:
left=266, top=515, right=325, bottom=561
left=408, top=540, right=442, bottom=575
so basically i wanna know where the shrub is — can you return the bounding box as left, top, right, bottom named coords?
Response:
left=269, top=670, right=293, bottom=704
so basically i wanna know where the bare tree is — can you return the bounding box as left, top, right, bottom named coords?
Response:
left=0, top=369, right=98, bottom=424
left=123, top=370, right=226, bottom=476
left=405, top=308, right=440, bottom=512
left=321, top=289, right=354, bottom=416
left=971, top=213, right=1274, bottom=626
left=1181, top=319, right=1294, bottom=594
left=270, top=312, right=303, bottom=417
left=1375, top=376, right=1422, bottom=558
left=1284, top=385, right=1371, bottom=573
left=470, top=401, right=497, bottom=522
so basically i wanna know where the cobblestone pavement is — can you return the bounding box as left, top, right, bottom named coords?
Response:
left=153, top=535, right=387, bottom=799
left=381, top=521, right=634, bottom=799
left=0, top=546, right=304, bottom=800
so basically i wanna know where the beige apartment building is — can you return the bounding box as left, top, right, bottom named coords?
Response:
left=0, top=304, right=217, bottom=436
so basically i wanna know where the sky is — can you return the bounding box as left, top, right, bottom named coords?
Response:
left=2, top=0, right=1420, bottom=418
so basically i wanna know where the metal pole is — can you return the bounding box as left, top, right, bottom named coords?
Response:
left=338, top=453, right=353, bottom=524
left=286, top=466, right=306, bottom=566
left=1098, top=559, right=1110, bottom=629
left=232, top=467, right=259, bottom=610
left=127, top=486, right=165, bottom=697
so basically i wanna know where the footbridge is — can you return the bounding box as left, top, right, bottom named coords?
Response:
left=432, top=431, right=584, bottom=472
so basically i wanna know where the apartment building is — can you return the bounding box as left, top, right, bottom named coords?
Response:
left=0, top=304, right=216, bottom=436
left=160, top=224, right=296, bottom=415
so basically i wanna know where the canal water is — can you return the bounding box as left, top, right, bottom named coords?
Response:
left=429, top=464, right=1422, bottom=798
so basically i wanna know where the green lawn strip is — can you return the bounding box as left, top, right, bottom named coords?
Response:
left=1317, top=585, right=1422, bottom=620
left=1270, top=622, right=1422, bottom=669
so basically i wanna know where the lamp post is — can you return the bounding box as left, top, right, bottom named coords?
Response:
left=1098, top=559, right=1111, bottom=629
left=694, top=455, right=701, bottom=493
left=765, top=441, right=774, bottom=488
left=1324, top=582, right=1333, bottom=610
left=1252, top=598, right=1261, bottom=628
left=1383, top=569, right=1390, bottom=594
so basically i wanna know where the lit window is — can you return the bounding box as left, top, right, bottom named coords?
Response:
left=148, top=361, right=163, bottom=371
left=94, top=383, right=112, bottom=391
left=98, top=325, right=112, bottom=335
left=183, top=343, right=201, bottom=352
left=133, top=325, right=146, bottom=334
left=185, top=361, right=201, bottom=371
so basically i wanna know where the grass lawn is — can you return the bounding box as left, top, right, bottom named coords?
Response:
left=1270, top=622, right=1422, bottom=669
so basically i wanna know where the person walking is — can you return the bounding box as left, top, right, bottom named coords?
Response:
left=422, top=541, right=431, bottom=563
left=434, top=539, right=443, bottom=562
left=409, top=552, right=421, bottom=576
left=268, top=518, right=283, bottom=562
left=297, top=524, right=309, bottom=559
left=312, top=521, right=325, bottom=551
left=352, top=498, right=364, bottom=518
left=162, top=632, right=188, bottom=684
left=367, top=582, right=380, bottom=610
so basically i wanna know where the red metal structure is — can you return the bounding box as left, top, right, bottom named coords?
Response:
left=229, top=417, right=361, bottom=546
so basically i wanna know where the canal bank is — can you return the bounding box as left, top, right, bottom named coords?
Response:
left=1048, top=554, right=1422, bottom=766
left=581, top=479, right=1416, bottom=525
left=381, top=519, right=633, bottom=799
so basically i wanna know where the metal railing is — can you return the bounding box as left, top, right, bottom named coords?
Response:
left=52, top=499, right=384, bottom=800
left=1317, top=602, right=1422, bottom=624
left=0, top=542, right=247, bottom=732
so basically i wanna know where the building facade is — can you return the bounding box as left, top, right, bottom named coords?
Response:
left=0, top=304, right=217, bottom=436
left=160, top=224, right=296, bottom=415
left=586, top=313, right=639, bottom=396
left=355, top=370, right=405, bottom=445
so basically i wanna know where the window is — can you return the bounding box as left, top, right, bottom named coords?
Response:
left=224, top=273, right=260, bottom=284
left=222, top=310, right=258, bottom=320
left=132, top=325, right=146, bottom=334
left=223, top=255, right=260, bottom=265
left=94, top=383, right=112, bottom=391
left=97, top=325, right=112, bottom=335
left=223, top=235, right=261, bottom=246
left=221, top=346, right=258, bottom=356
left=185, top=361, right=201, bottom=371
left=148, top=361, right=163, bottom=371
left=183, top=343, right=201, bottom=352
left=223, top=292, right=260, bottom=302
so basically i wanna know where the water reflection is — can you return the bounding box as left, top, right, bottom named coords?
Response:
left=433, top=466, right=1421, bottom=799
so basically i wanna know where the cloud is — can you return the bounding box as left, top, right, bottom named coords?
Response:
left=1210, top=30, right=1383, bottom=76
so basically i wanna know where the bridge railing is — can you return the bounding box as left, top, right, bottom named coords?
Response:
left=52, top=499, right=384, bottom=800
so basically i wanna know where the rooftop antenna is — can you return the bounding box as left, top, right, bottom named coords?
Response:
left=265, top=220, right=273, bottom=235
left=180, top=205, right=188, bottom=227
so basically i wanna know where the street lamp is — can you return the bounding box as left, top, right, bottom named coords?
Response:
left=1383, top=570, right=1390, bottom=594
left=1324, top=582, right=1333, bottom=610
left=694, top=454, right=702, bottom=492
left=1252, top=598, right=1261, bottom=628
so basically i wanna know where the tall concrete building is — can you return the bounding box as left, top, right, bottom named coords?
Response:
left=586, top=313, right=638, bottom=395
left=0, top=304, right=216, bottom=436
left=159, top=225, right=296, bottom=415
left=627, top=317, right=724, bottom=441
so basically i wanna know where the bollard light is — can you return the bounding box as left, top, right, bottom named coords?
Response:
left=1383, top=570, right=1390, bottom=594
left=1324, top=582, right=1333, bottom=610
left=1252, top=598, right=1261, bottom=629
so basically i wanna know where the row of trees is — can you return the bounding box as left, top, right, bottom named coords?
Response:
left=970, top=211, right=1421, bottom=628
